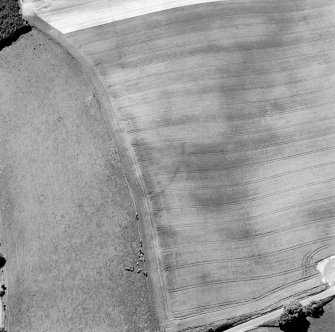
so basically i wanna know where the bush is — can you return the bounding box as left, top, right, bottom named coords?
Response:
left=279, top=301, right=310, bottom=332
left=0, top=0, right=31, bottom=50
left=305, top=300, right=325, bottom=319
left=0, top=254, right=5, bottom=269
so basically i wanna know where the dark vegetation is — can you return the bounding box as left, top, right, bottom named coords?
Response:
left=279, top=300, right=326, bottom=332
left=0, top=0, right=31, bottom=50
left=0, top=254, right=5, bottom=269
left=304, top=300, right=325, bottom=319
left=279, top=301, right=310, bottom=332
left=0, top=284, right=6, bottom=297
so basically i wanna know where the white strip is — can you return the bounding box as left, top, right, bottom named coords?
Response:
left=22, top=0, right=223, bottom=33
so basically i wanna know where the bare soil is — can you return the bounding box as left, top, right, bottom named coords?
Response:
left=0, top=29, right=156, bottom=332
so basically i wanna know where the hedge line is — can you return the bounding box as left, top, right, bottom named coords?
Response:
left=0, top=0, right=31, bottom=50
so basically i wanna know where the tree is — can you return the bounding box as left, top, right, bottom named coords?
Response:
left=0, top=0, right=31, bottom=50
left=0, top=254, right=6, bottom=269
left=279, top=301, right=310, bottom=332
left=305, top=300, right=325, bottom=319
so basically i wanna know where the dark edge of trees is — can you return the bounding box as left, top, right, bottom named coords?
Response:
left=0, top=0, right=31, bottom=51
left=278, top=299, right=328, bottom=332
left=205, top=296, right=335, bottom=332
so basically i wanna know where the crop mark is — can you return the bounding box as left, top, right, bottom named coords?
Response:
left=126, top=96, right=334, bottom=130
left=166, top=265, right=317, bottom=293
left=153, top=176, right=335, bottom=212
left=159, top=195, right=335, bottom=247
left=160, top=215, right=334, bottom=251
left=127, top=109, right=335, bottom=136
left=170, top=274, right=319, bottom=319
left=147, top=144, right=335, bottom=177
left=163, top=235, right=335, bottom=272
left=122, top=83, right=335, bottom=109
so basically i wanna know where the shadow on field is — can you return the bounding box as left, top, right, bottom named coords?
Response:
left=0, top=25, right=31, bottom=51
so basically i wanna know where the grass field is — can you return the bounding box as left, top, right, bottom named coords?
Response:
left=0, top=29, right=156, bottom=332
left=24, top=0, right=335, bottom=331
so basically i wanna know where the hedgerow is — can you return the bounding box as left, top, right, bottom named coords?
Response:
left=0, top=0, right=31, bottom=50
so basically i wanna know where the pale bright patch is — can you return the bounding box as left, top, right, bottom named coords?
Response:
left=21, top=1, right=36, bottom=17
left=22, top=0, right=225, bottom=33
left=317, top=255, right=335, bottom=286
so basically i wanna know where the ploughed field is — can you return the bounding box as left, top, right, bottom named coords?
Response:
left=27, top=0, right=335, bottom=331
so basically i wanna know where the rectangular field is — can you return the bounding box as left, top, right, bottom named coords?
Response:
left=62, top=0, right=335, bottom=330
